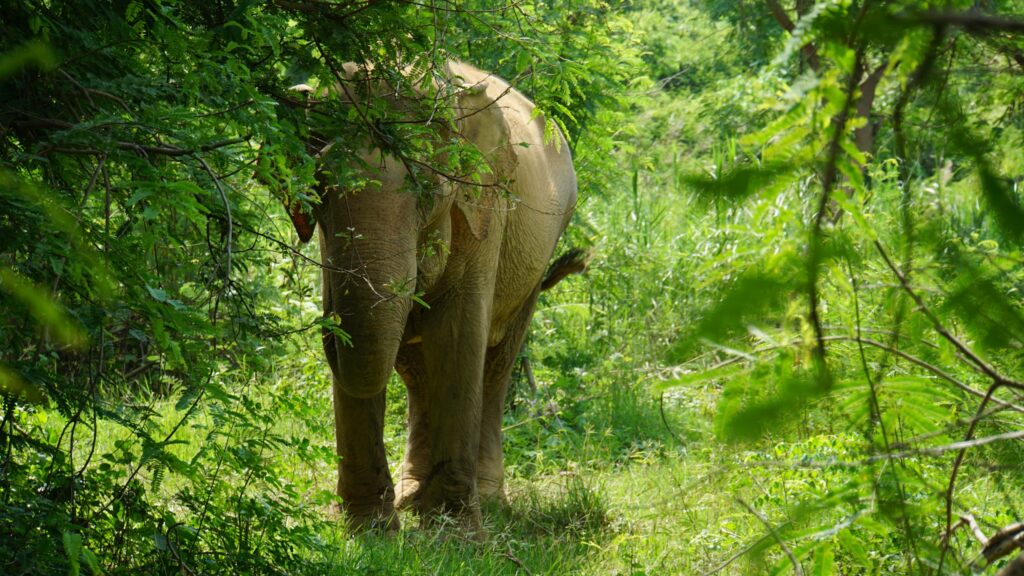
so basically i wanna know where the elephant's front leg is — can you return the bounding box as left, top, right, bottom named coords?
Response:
left=331, top=381, right=398, bottom=531
left=321, top=260, right=414, bottom=532
left=418, top=290, right=491, bottom=537
left=317, top=174, right=418, bottom=531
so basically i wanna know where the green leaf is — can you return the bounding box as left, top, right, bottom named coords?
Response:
left=943, top=104, right=1024, bottom=244
left=175, top=385, right=203, bottom=411
left=0, top=40, right=56, bottom=77
left=80, top=548, right=102, bottom=576
left=0, top=363, right=44, bottom=403
left=836, top=529, right=869, bottom=568
left=812, top=542, right=834, bottom=576
left=63, top=531, right=82, bottom=576
left=153, top=532, right=169, bottom=551
left=681, top=162, right=798, bottom=203
left=668, top=253, right=803, bottom=362
left=977, top=165, right=1024, bottom=244
left=942, top=263, right=1024, bottom=350
left=716, top=366, right=830, bottom=443
left=146, top=285, right=169, bottom=302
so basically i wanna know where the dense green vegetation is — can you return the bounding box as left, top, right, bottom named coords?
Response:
left=3, top=0, right=1024, bottom=574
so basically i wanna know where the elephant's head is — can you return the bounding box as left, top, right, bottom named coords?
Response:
left=261, top=62, right=520, bottom=249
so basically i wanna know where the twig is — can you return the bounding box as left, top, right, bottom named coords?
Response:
left=57, top=69, right=131, bottom=112
left=700, top=530, right=777, bottom=576
left=997, top=552, right=1024, bottom=576
left=875, top=239, right=1024, bottom=571
left=874, top=242, right=1011, bottom=384
left=395, top=0, right=524, bottom=14
left=196, top=156, right=232, bottom=280
left=736, top=498, right=803, bottom=576
left=824, top=336, right=1024, bottom=414
left=272, top=0, right=375, bottom=23
left=165, top=523, right=198, bottom=576
left=807, top=43, right=866, bottom=359
left=849, top=260, right=917, bottom=570
left=659, top=392, right=685, bottom=446
left=887, top=429, right=1024, bottom=459
left=233, top=222, right=357, bottom=275
left=677, top=333, right=1024, bottom=414
left=983, top=523, right=1024, bottom=565
left=964, top=514, right=989, bottom=544
left=765, top=0, right=820, bottom=69
left=946, top=513, right=988, bottom=548
left=942, top=380, right=1024, bottom=568
left=28, top=125, right=251, bottom=158
left=503, top=545, right=533, bottom=576
left=313, top=45, right=518, bottom=195
left=734, top=426, right=1024, bottom=472
left=78, top=153, right=106, bottom=209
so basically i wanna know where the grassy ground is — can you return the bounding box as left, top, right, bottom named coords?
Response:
left=255, top=355, right=826, bottom=575
left=290, top=397, right=843, bottom=575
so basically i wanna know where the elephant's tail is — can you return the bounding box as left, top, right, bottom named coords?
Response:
left=541, top=248, right=591, bottom=291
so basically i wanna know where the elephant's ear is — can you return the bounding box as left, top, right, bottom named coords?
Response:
left=287, top=200, right=317, bottom=243
left=453, top=83, right=518, bottom=241
left=455, top=188, right=499, bottom=241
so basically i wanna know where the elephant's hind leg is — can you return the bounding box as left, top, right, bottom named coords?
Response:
left=479, top=286, right=542, bottom=503
left=395, top=343, right=430, bottom=511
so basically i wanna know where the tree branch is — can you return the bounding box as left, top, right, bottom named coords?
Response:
left=737, top=498, right=804, bottom=576
left=874, top=240, right=1016, bottom=385
left=196, top=156, right=232, bottom=280
left=33, top=132, right=252, bottom=158
left=908, top=11, right=1024, bottom=35
left=765, top=0, right=795, bottom=32
left=765, top=0, right=820, bottom=70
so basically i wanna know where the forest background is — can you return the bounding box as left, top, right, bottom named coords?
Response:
left=3, top=0, right=1024, bottom=574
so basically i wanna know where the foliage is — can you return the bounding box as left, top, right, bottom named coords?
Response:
left=650, top=0, right=1024, bottom=573
left=3, top=0, right=1024, bottom=574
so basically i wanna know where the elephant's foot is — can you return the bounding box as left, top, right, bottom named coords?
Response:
left=417, top=465, right=486, bottom=540
left=477, top=476, right=508, bottom=505
left=340, top=481, right=400, bottom=534
left=394, top=474, right=424, bottom=511
left=341, top=500, right=401, bottom=534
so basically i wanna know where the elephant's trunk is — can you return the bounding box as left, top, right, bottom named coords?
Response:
left=316, top=164, right=419, bottom=399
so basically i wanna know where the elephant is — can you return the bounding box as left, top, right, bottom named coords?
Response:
left=276, top=60, right=584, bottom=537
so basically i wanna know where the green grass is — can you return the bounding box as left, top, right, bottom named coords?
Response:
left=28, top=316, right=1024, bottom=575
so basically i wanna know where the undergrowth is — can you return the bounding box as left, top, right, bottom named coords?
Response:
left=4, top=1, right=1024, bottom=575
